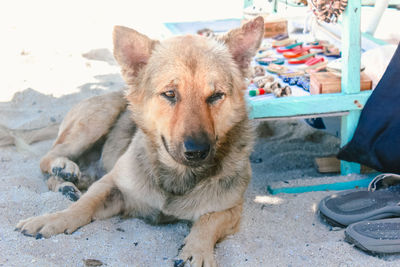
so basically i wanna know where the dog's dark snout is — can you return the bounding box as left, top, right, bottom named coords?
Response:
left=183, top=136, right=211, bottom=161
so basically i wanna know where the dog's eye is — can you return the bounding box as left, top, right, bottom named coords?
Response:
left=161, top=90, right=176, bottom=102
left=206, top=92, right=225, bottom=104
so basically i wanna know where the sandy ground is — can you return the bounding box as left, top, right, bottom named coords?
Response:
left=1, top=1, right=400, bottom=266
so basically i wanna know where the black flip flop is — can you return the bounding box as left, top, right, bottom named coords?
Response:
left=318, top=174, right=400, bottom=227
left=345, top=218, right=400, bottom=254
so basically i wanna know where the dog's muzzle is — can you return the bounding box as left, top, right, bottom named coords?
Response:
left=162, top=133, right=214, bottom=166
left=183, top=137, right=210, bottom=162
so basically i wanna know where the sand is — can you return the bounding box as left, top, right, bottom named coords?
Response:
left=2, top=1, right=400, bottom=266
left=3, top=98, right=400, bottom=267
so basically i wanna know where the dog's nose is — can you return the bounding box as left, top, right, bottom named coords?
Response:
left=183, top=136, right=210, bottom=162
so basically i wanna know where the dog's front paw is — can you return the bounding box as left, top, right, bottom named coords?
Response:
left=58, top=183, right=81, bottom=201
left=15, top=211, right=87, bottom=239
left=51, top=157, right=81, bottom=183
left=178, top=243, right=217, bottom=267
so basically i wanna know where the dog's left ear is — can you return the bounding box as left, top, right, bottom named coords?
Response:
left=113, top=26, right=158, bottom=78
left=221, top=16, right=264, bottom=76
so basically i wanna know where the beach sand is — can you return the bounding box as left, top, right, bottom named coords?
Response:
left=1, top=1, right=400, bottom=266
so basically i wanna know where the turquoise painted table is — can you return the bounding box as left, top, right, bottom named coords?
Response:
left=247, top=0, right=369, bottom=175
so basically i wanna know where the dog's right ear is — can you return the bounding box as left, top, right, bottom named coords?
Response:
left=113, top=26, right=158, bottom=78
left=220, top=16, right=264, bottom=77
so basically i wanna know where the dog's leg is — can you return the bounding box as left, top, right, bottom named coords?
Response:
left=47, top=176, right=81, bottom=201
left=40, top=91, right=126, bottom=188
left=0, top=123, right=59, bottom=147
left=16, top=173, right=123, bottom=238
left=178, top=203, right=243, bottom=267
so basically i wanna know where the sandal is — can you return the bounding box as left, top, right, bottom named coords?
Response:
left=256, top=57, right=285, bottom=66
left=305, top=57, right=324, bottom=66
left=304, top=61, right=328, bottom=74
left=278, top=43, right=324, bottom=55
left=255, top=50, right=274, bottom=59
left=272, top=33, right=289, bottom=41
left=323, top=44, right=341, bottom=57
left=272, top=38, right=296, bottom=48
left=287, top=53, right=317, bottom=64
left=266, top=63, right=288, bottom=74
left=283, top=47, right=314, bottom=58
left=276, top=42, right=303, bottom=53
left=345, top=218, right=400, bottom=254
left=319, top=174, right=400, bottom=227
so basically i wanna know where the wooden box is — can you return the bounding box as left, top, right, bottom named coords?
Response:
left=315, top=157, right=375, bottom=174
left=310, top=72, right=372, bottom=94
left=263, top=17, right=288, bottom=38
left=242, top=16, right=287, bottom=38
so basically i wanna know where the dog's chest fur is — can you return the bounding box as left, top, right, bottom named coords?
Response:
left=156, top=162, right=220, bottom=196
left=113, top=119, right=253, bottom=223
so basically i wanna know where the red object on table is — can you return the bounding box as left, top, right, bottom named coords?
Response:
left=283, top=50, right=310, bottom=59
left=305, top=57, right=324, bottom=66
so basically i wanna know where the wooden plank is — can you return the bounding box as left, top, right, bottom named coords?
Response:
left=315, top=157, right=375, bottom=174
left=253, top=111, right=349, bottom=121
left=267, top=177, right=374, bottom=195
left=365, top=0, right=390, bottom=36
left=362, top=32, right=388, bottom=46
left=247, top=91, right=371, bottom=119
left=340, top=0, right=362, bottom=174
left=340, top=111, right=362, bottom=174
left=315, top=157, right=341, bottom=173
left=341, top=0, right=361, bottom=95
left=310, top=72, right=372, bottom=94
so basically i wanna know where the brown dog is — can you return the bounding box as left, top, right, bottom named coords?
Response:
left=16, top=17, right=264, bottom=267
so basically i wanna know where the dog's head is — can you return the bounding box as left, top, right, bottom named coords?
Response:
left=113, top=17, right=264, bottom=167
